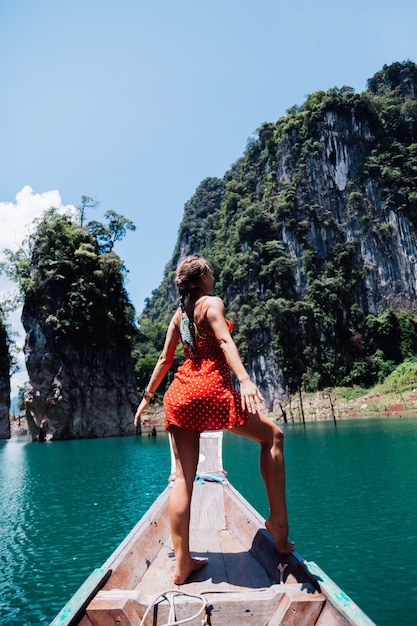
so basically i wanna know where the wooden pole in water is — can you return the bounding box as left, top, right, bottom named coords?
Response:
left=278, top=402, right=288, bottom=422
left=298, top=386, right=305, bottom=424
left=328, top=392, right=336, bottom=425
left=287, top=387, right=294, bottom=421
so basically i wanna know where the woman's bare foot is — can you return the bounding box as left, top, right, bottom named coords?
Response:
left=265, top=519, right=295, bottom=554
left=173, top=556, right=209, bottom=585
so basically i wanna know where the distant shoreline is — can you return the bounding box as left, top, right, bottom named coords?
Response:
left=272, top=388, right=417, bottom=423
left=9, top=387, right=417, bottom=439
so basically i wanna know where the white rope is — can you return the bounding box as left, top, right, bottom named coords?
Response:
left=139, top=589, right=208, bottom=626
left=138, top=585, right=283, bottom=625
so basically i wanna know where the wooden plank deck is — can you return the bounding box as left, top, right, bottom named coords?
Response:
left=85, top=433, right=325, bottom=625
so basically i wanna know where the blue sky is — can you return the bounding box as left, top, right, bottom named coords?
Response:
left=1, top=0, right=417, bottom=391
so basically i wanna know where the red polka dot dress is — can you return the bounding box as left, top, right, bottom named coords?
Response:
left=164, top=315, right=248, bottom=432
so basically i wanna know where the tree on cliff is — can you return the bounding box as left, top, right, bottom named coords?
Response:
left=4, top=206, right=139, bottom=440
left=7, top=208, right=137, bottom=349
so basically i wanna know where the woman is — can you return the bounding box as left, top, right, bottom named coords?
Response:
left=134, top=255, right=294, bottom=585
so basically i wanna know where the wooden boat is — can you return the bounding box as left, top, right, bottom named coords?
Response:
left=51, top=431, right=375, bottom=625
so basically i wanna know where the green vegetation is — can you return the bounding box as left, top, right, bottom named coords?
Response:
left=332, top=386, right=371, bottom=403
left=138, top=61, right=417, bottom=397
left=3, top=206, right=138, bottom=352
left=3, top=61, right=417, bottom=407
left=377, top=357, right=417, bottom=395
left=288, top=358, right=417, bottom=421
left=132, top=317, right=184, bottom=401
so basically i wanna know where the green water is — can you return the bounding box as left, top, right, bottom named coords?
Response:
left=1, top=417, right=416, bottom=625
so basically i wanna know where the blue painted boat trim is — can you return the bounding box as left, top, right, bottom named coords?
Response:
left=50, top=567, right=111, bottom=626
left=304, top=560, right=377, bottom=626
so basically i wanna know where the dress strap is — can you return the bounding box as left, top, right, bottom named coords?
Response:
left=180, top=309, right=195, bottom=356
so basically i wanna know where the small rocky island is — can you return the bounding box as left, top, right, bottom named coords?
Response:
left=19, top=208, right=139, bottom=440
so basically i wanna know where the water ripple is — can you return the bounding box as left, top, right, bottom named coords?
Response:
left=2, top=420, right=417, bottom=626
left=0, top=435, right=170, bottom=625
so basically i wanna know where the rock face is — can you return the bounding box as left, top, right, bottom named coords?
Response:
left=20, top=211, right=139, bottom=440
left=0, top=321, right=10, bottom=439
left=0, top=392, right=10, bottom=439
left=22, top=321, right=138, bottom=440
left=286, top=106, right=417, bottom=316
left=0, top=374, right=10, bottom=438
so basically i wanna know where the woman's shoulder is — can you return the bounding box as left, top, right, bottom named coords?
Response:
left=198, top=296, right=229, bottom=332
left=205, top=295, right=225, bottom=314
left=201, top=294, right=224, bottom=308
left=192, top=295, right=220, bottom=332
left=196, top=295, right=223, bottom=319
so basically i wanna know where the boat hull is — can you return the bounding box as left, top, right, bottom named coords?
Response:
left=52, top=432, right=375, bottom=626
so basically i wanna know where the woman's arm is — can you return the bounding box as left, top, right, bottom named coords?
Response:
left=134, top=310, right=181, bottom=427
left=205, top=297, right=264, bottom=414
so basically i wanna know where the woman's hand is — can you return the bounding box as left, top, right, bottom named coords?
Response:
left=134, top=396, right=151, bottom=428
left=240, top=378, right=264, bottom=414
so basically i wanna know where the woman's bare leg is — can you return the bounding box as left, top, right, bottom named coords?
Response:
left=169, top=426, right=208, bottom=584
left=230, top=412, right=294, bottom=554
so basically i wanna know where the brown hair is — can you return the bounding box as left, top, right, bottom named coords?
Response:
left=175, top=255, right=209, bottom=302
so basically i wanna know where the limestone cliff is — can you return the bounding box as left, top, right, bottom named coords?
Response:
left=142, top=61, right=417, bottom=410
left=278, top=102, right=417, bottom=316
left=23, top=331, right=138, bottom=440
left=20, top=210, right=139, bottom=440
left=0, top=320, right=11, bottom=439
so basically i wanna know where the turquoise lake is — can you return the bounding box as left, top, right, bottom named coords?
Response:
left=1, top=416, right=416, bottom=625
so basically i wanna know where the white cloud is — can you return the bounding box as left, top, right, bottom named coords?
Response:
left=0, top=185, right=75, bottom=254
left=0, top=186, right=76, bottom=397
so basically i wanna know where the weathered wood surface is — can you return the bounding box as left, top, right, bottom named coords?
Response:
left=52, top=431, right=376, bottom=626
